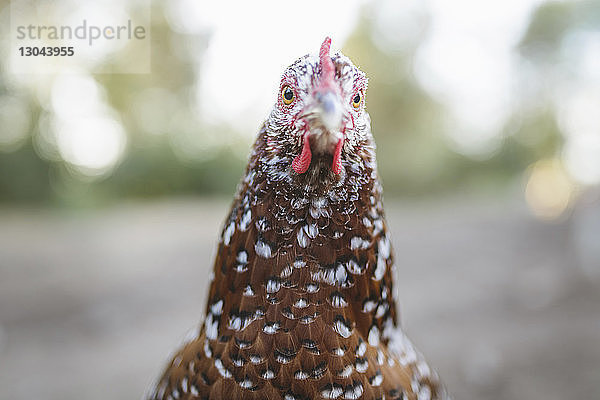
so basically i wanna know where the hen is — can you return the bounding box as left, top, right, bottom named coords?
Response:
left=148, top=37, right=447, bottom=400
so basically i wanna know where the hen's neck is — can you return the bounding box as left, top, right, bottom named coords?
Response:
left=204, top=127, right=398, bottom=346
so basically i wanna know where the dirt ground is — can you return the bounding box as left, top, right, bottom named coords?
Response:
left=0, top=195, right=599, bottom=400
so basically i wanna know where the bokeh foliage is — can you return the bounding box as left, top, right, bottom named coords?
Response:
left=0, top=0, right=597, bottom=206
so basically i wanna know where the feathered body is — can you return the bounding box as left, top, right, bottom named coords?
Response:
left=148, top=38, right=446, bottom=400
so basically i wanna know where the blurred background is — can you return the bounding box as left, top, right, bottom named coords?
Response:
left=1, top=0, right=599, bottom=399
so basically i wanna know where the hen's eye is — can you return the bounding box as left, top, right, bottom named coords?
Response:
left=282, top=86, right=295, bottom=105
left=352, top=92, right=362, bottom=109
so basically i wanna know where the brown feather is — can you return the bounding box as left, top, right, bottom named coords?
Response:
left=147, top=42, right=447, bottom=400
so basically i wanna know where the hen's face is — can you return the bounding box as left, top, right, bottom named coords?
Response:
left=264, top=38, right=371, bottom=182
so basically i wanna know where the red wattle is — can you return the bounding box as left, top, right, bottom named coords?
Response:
left=331, top=137, right=343, bottom=175
left=292, top=133, right=312, bottom=174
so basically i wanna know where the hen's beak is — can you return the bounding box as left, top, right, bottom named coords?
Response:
left=307, top=90, right=344, bottom=155
left=314, top=90, right=344, bottom=134
left=291, top=89, right=345, bottom=175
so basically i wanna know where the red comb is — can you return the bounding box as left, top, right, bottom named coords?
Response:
left=319, top=37, right=335, bottom=86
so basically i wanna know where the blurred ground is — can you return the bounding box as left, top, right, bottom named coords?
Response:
left=0, top=195, right=599, bottom=400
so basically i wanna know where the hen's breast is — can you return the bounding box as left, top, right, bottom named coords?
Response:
left=147, top=130, right=445, bottom=400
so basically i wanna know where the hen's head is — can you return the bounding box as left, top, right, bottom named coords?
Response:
left=263, top=37, right=372, bottom=189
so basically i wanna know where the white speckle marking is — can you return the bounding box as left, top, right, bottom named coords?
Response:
left=334, top=319, right=352, bottom=338
left=204, top=339, right=212, bottom=357
left=255, top=240, right=272, bottom=258
left=239, top=209, right=252, bottom=231
left=263, top=321, right=280, bottom=334
left=306, top=283, right=319, bottom=293
left=330, top=293, right=348, bottom=308
left=239, top=378, right=254, bottom=389
left=371, top=371, right=383, bottom=386
left=379, top=236, right=390, bottom=259
left=350, top=236, right=370, bottom=250
left=223, top=222, right=235, bottom=245
left=236, top=250, right=248, bottom=264
left=377, top=349, right=385, bottom=365
left=210, top=300, right=223, bottom=316
left=375, top=303, right=388, bottom=318
left=214, top=358, right=232, bottom=378
left=335, top=264, right=347, bottom=285
left=243, top=285, right=254, bottom=296
left=322, top=384, right=343, bottom=399
left=262, top=369, right=275, bottom=379
left=356, top=341, right=367, bottom=357
left=294, top=298, right=308, bottom=308
left=250, top=355, right=264, bottom=364
left=418, top=386, right=432, bottom=400
left=305, top=223, right=318, bottom=239
left=368, top=325, right=380, bottom=346
left=297, top=227, right=310, bottom=248
left=373, top=219, right=384, bottom=235
left=266, top=278, right=281, bottom=294
left=293, top=259, right=306, bottom=268
left=344, top=381, right=363, bottom=399
left=205, top=313, right=218, bottom=340
left=295, top=370, right=308, bottom=380
left=228, top=316, right=242, bottom=331
left=355, top=358, right=368, bottom=373
left=346, top=259, right=363, bottom=274
left=374, top=254, right=386, bottom=281
left=417, top=360, right=432, bottom=379
left=363, top=300, right=377, bottom=313
left=332, top=347, right=345, bottom=356
left=338, top=365, right=353, bottom=378
left=280, top=264, right=293, bottom=278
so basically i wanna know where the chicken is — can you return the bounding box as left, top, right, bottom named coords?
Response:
left=147, top=37, right=447, bottom=400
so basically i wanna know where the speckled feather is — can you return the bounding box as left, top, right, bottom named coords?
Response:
left=148, top=39, right=447, bottom=400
